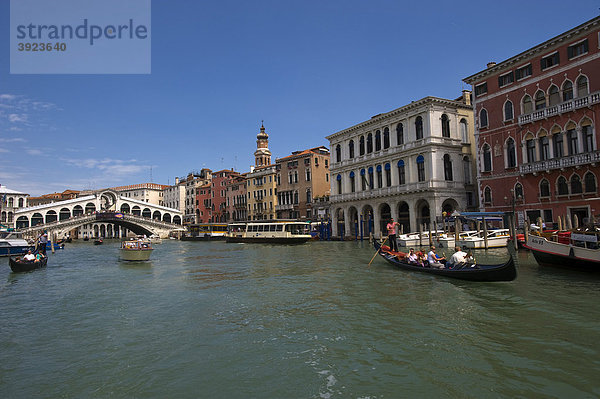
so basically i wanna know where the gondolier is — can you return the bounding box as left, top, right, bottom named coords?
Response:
left=38, top=232, right=48, bottom=255
left=386, top=218, right=399, bottom=252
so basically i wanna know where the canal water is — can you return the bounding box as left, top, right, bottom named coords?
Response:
left=1, top=240, right=599, bottom=398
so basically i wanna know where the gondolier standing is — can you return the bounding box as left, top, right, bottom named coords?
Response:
left=386, top=218, right=400, bottom=252
left=38, top=232, right=48, bottom=255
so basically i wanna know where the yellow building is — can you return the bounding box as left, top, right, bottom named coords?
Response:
left=247, top=124, right=278, bottom=220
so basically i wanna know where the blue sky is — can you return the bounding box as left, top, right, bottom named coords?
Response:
left=1, top=0, right=599, bottom=195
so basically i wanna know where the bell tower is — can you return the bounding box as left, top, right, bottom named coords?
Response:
left=254, top=122, right=272, bottom=167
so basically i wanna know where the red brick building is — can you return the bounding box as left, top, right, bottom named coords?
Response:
left=464, top=17, right=600, bottom=226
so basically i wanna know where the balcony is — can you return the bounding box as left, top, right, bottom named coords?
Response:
left=275, top=204, right=293, bottom=211
left=518, top=91, right=600, bottom=125
left=519, top=150, right=600, bottom=174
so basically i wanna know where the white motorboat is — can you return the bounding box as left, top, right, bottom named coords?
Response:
left=457, top=229, right=510, bottom=249
left=0, top=229, right=34, bottom=256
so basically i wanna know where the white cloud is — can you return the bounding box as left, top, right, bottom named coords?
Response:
left=0, top=94, right=17, bottom=101
left=8, top=113, right=28, bottom=123
left=0, top=137, right=27, bottom=143
left=26, top=149, right=43, bottom=155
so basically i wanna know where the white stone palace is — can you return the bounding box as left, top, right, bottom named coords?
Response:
left=326, top=92, right=477, bottom=238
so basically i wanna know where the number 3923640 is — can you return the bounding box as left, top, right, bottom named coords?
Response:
left=17, top=43, right=67, bottom=52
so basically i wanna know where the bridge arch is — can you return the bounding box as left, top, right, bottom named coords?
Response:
left=142, top=208, right=151, bottom=218
left=85, top=203, right=96, bottom=214
left=173, top=215, right=181, bottom=225
left=46, top=210, right=58, bottom=223
left=16, top=216, right=29, bottom=228
left=132, top=206, right=141, bottom=216
left=59, top=208, right=71, bottom=220
left=32, top=213, right=43, bottom=226
left=163, top=213, right=171, bottom=223
left=120, top=203, right=130, bottom=213
left=152, top=210, right=161, bottom=220
left=73, top=205, right=84, bottom=217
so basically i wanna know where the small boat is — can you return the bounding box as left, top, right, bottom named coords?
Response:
left=524, top=229, right=600, bottom=271
left=397, top=230, right=445, bottom=247
left=94, top=239, right=103, bottom=245
left=119, top=238, right=153, bottom=261
left=0, top=229, right=34, bottom=256
left=373, top=240, right=516, bottom=282
left=148, top=234, right=162, bottom=244
left=225, top=221, right=312, bottom=244
left=457, top=229, right=510, bottom=249
left=436, top=231, right=478, bottom=248
left=9, top=256, right=48, bottom=273
left=83, top=235, right=89, bottom=241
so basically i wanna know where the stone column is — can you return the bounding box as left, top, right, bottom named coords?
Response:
left=344, top=207, right=352, bottom=241
left=408, top=197, right=418, bottom=234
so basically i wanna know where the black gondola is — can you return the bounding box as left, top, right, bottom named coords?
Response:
left=9, top=256, right=48, bottom=273
left=373, top=240, right=516, bottom=282
left=94, top=239, right=103, bottom=245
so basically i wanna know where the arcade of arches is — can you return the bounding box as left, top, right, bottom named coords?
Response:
left=332, top=197, right=460, bottom=238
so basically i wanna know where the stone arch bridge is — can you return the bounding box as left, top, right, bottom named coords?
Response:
left=15, top=190, right=184, bottom=239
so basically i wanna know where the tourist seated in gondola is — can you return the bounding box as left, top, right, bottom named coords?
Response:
left=407, top=248, right=418, bottom=264
left=35, top=252, right=45, bottom=262
left=23, top=250, right=36, bottom=262
left=447, top=246, right=467, bottom=269
left=427, top=246, right=446, bottom=269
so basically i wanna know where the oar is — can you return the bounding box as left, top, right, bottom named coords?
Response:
left=368, top=237, right=388, bottom=267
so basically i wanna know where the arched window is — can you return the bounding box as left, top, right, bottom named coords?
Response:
left=567, top=127, right=578, bottom=155
left=349, top=171, right=355, bottom=193
left=368, top=167, right=374, bottom=189
left=336, top=174, right=342, bottom=194
left=463, top=156, right=471, bottom=184
left=523, top=95, right=533, bottom=114
left=583, top=124, right=594, bottom=152
left=584, top=172, right=596, bottom=193
left=415, top=116, right=423, bottom=139
left=553, top=131, right=564, bottom=158
left=504, top=101, right=514, bottom=121
left=539, top=133, right=550, bottom=161
left=479, top=109, right=488, bottom=128
left=375, top=130, right=381, bottom=151
left=557, top=176, right=569, bottom=196
left=460, top=119, right=468, bottom=143
left=359, top=136, right=365, bottom=156
left=348, top=140, right=354, bottom=158
left=562, top=81, right=573, bottom=101
left=18, top=198, right=24, bottom=207
left=397, top=160, right=405, bottom=185
left=571, top=174, right=583, bottom=194
left=396, top=123, right=404, bottom=145
left=416, top=155, right=425, bottom=182
left=548, top=85, right=560, bottom=106
left=535, top=90, right=546, bottom=110
left=443, top=154, right=453, bottom=181
left=383, top=127, right=390, bottom=149
left=360, top=168, right=366, bottom=190
left=441, top=114, right=450, bottom=137
left=506, top=138, right=516, bottom=167
left=482, top=144, right=492, bottom=172
left=376, top=165, right=383, bottom=188
left=577, top=76, right=589, bottom=97
left=8, top=198, right=14, bottom=208
left=526, top=137, right=536, bottom=163
left=514, top=182, right=524, bottom=200
left=384, top=163, right=391, bottom=187
left=484, top=187, right=492, bottom=204
left=335, top=144, right=341, bottom=163
left=540, top=179, right=551, bottom=197
left=366, top=133, right=373, bottom=153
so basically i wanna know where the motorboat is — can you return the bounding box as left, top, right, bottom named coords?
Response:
left=0, top=229, right=34, bottom=256
left=119, top=238, right=153, bottom=261
left=457, top=229, right=510, bottom=249
left=524, top=229, right=600, bottom=271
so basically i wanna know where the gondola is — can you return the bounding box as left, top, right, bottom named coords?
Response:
left=94, top=239, right=103, bottom=245
left=373, top=240, right=516, bottom=282
left=9, top=256, right=48, bottom=273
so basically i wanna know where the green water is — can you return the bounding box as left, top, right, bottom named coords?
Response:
left=1, top=240, right=599, bottom=398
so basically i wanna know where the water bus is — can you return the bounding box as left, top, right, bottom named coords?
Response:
left=181, top=224, right=228, bottom=241
left=226, top=221, right=312, bottom=244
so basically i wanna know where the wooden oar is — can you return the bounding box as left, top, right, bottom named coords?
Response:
left=368, top=237, right=388, bottom=267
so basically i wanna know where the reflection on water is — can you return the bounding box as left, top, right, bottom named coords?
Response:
left=1, top=239, right=599, bottom=398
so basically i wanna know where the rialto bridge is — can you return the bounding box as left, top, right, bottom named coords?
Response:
left=14, top=190, right=184, bottom=239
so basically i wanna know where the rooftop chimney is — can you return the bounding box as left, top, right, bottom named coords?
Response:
left=462, top=90, right=471, bottom=106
